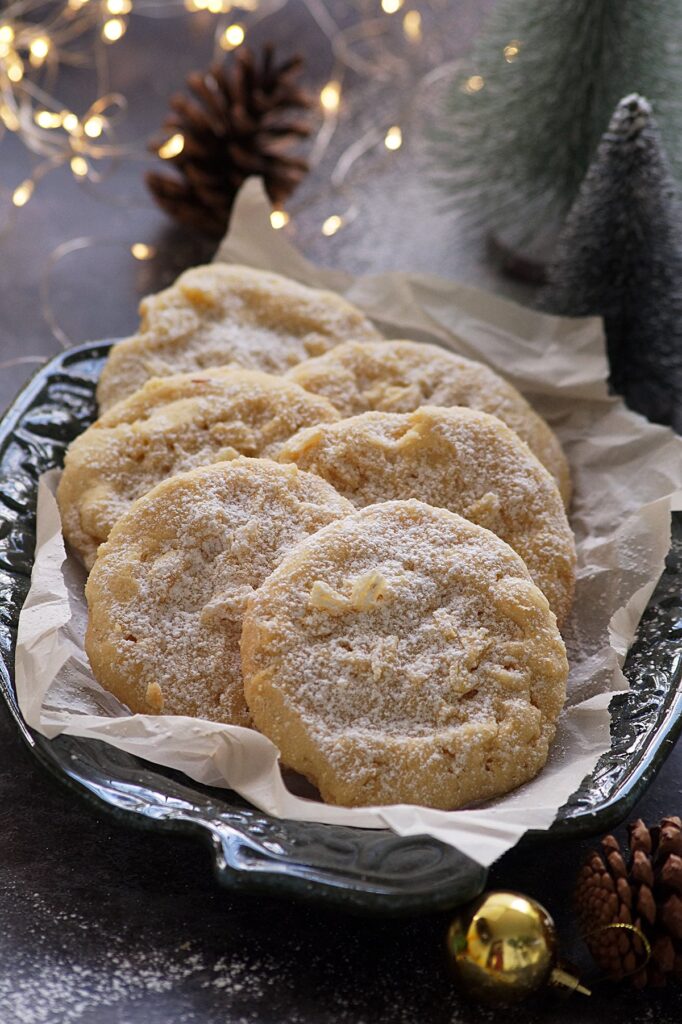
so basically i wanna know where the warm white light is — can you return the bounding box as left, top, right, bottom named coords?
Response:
left=322, top=214, right=343, bottom=237
left=102, top=17, right=126, bottom=42
left=12, top=180, right=34, bottom=207
left=503, top=39, right=521, bottom=62
left=70, top=156, right=89, bottom=177
left=381, top=0, right=403, bottom=12
left=320, top=81, right=341, bottom=112
left=384, top=125, right=402, bottom=151
left=0, top=104, right=19, bottom=131
left=68, top=0, right=91, bottom=8
left=106, top=0, right=132, bottom=13
left=220, top=24, right=245, bottom=49
left=35, top=110, right=63, bottom=129
left=403, top=9, right=421, bottom=41
left=61, top=112, right=79, bottom=133
left=7, top=59, right=23, bottom=83
left=463, top=74, right=485, bottom=94
left=270, top=209, right=290, bottom=230
left=206, top=0, right=225, bottom=11
left=29, top=36, right=50, bottom=65
left=0, top=25, right=15, bottom=45
left=158, top=133, right=185, bottom=159
left=131, top=243, right=156, bottom=260
left=84, top=115, right=105, bottom=138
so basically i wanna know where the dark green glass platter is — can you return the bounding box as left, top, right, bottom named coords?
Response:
left=1, top=342, right=681, bottom=915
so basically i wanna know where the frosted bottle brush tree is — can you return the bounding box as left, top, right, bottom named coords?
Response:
left=433, top=0, right=682, bottom=266
left=539, top=95, right=682, bottom=431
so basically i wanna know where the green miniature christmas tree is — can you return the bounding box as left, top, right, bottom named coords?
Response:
left=433, top=0, right=682, bottom=266
left=539, top=95, right=682, bottom=430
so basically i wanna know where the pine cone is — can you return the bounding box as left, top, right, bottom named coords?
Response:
left=575, top=816, right=682, bottom=987
left=146, top=45, right=313, bottom=238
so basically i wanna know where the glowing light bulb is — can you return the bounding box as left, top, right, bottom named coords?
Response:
left=320, top=81, right=341, bottom=112
left=403, top=9, right=421, bottom=41
left=106, top=0, right=132, bottom=12
left=0, top=25, right=15, bottom=45
left=503, top=39, right=521, bottom=62
left=29, top=36, right=50, bottom=66
left=12, top=180, right=34, bottom=207
left=207, top=0, right=224, bottom=11
left=7, top=59, right=23, bottom=83
left=0, top=104, right=19, bottom=131
left=102, top=17, right=126, bottom=42
left=84, top=115, right=105, bottom=138
left=463, top=74, right=485, bottom=94
left=35, top=110, right=63, bottom=129
left=322, top=215, right=343, bottom=237
left=61, top=112, right=79, bottom=133
left=70, top=156, right=89, bottom=177
left=384, top=125, right=402, bottom=151
left=381, top=0, right=403, bottom=12
left=131, top=243, right=156, bottom=260
left=158, top=133, right=185, bottom=159
left=220, top=24, right=245, bottom=49
left=270, top=209, right=290, bottom=230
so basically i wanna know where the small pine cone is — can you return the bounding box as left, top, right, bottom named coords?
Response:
left=146, top=44, right=313, bottom=238
left=575, top=816, right=682, bottom=988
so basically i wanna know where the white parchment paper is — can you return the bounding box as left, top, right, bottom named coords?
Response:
left=14, top=181, right=682, bottom=868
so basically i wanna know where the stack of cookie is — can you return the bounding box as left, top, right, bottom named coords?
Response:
left=57, top=264, right=575, bottom=811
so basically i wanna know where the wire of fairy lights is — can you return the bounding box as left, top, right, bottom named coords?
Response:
left=0, top=0, right=463, bottom=351
left=0, top=0, right=434, bottom=225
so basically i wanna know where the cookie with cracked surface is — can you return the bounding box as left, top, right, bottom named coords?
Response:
left=277, top=406, right=575, bottom=624
left=85, top=458, right=354, bottom=726
left=287, top=339, right=570, bottom=505
left=97, top=264, right=381, bottom=411
left=58, top=367, right=340, bottom=569
left=241, top=500, right=569, bottom=809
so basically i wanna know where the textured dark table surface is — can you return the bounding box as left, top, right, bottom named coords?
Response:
left=1, top=4, right=682, bottom=1023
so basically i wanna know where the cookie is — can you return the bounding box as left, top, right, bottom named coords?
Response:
left=241, top=500, right=569, bottom=809
left=97, top=264, right=382, bottom=411
left=58, top=367, right=340, bottom=569
left=287, top=339, right=571, bottom=505
left=84, top=458, right=354, bottom=726
left=277, top=406, right=575, bottom=624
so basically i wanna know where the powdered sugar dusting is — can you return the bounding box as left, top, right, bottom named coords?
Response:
left=242, top=500, right=568, bottom=809
left=57, top=366, right=340, bottom=568
left=286, top=339, right=570, bottom=502
left=84, top=457, right=353, bottom=726
left=277, top=406, right=576, bottom=624
left=97, top=264, right=381, bottom=411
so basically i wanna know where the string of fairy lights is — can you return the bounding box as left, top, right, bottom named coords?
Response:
left=0, top=0, right=437, bottom=237
left=0, top=0, right=520, bottom=352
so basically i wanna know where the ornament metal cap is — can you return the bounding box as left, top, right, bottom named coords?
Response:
left=446, top=890, right=590, bottom=1004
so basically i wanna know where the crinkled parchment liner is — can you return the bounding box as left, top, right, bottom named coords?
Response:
left=14, top=181, right=682, bottom=868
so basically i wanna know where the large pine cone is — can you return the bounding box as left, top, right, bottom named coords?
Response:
left=146, top=45, right=313, bottom=237
left=575, top=816, right=682, bottom=987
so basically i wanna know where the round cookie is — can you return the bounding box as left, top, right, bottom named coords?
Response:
left=97, top=264, right=382, bottom=411
left=58, top=367, right=340, bottom=569
left=277, top=407, right=576, bottom=624
left=85, top=458, right=354, bottom=727
left=287, top=339, right=571, bottom=505
left=241, top=500, right=569, bottom=809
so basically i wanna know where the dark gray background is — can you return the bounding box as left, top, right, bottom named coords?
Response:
left=1, top=3, right=681, bottom=1021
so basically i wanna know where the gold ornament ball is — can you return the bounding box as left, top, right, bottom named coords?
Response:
left=446, top=890, right=560, bottom=1004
